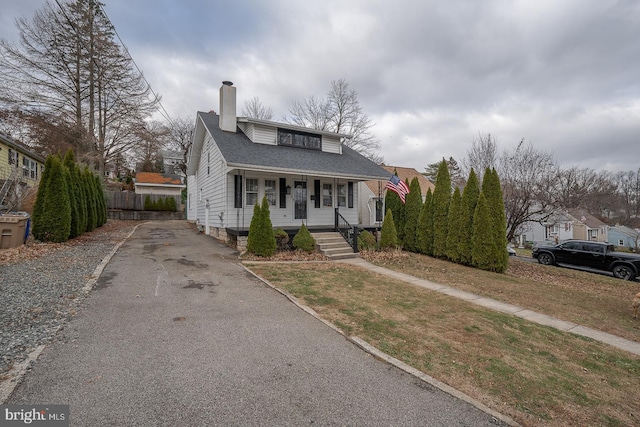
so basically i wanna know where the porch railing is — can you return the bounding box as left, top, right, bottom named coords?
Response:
left=335, top=208, right=359, bottom=253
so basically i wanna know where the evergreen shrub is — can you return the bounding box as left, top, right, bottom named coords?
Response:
left=292, top=223, right=315, bottom=252
left=358, top=230, right=377, bottom=251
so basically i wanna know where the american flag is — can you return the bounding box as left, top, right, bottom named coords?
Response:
left=385, top=174, right=410, bottom=203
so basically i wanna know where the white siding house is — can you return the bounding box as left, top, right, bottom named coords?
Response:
left=186, top=82, right=389, bottom=250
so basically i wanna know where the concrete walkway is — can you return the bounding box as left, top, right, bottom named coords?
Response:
left=340, top=257, right=640, bottom=356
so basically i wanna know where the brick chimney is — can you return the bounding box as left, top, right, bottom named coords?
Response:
left=219, top=81, right=236, bottom=132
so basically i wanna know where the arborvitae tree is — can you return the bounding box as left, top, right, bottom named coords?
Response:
left=445, top=187, right=463, bottom=263
left=432, top=159, right=452, bottom=258
left=246, top=197, right=276, bottom=257
left=379, top=208, right=399, bottom=250
left=33, top=156, right=71, bottom=242
left=84, top=166, right=97, bottom=232
left=63, top=149, right=81, bottom=238
left=260, top=196, right=276, bottom=255
left=292, top=223, right=315, bottom=252
left=94, top=174, right=106, bottom=226
left=31, top=155, right=54, bottom=239
left=246, top=201, right=263, bottom=255
left=471, top=193, right=495, bottom=271
left=459, top=168, right=480, bottom=265
left=402, top=177, right=422, bottom=252
left=482, top=168, right=509, bottom=273
left=417, top=188, right=434, bottom=255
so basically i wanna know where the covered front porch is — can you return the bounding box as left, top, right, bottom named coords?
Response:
left=221, top=208, right=379, bottom=254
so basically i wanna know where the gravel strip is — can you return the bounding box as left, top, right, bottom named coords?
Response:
left=0, top=221, right=137, bottom=375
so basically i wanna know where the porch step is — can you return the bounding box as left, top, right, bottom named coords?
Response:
left=311, top=232, right=359, bottom=260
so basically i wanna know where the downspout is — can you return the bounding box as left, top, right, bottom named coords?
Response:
left=205, top=199, right=210, bottom=235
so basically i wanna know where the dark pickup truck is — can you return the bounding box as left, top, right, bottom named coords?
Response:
left=532, top=240, right=640, bottom=280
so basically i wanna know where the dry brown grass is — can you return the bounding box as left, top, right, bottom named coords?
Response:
left=246, top=256, right=640, bottom=427
left=361, top=250, right=640, bottom=342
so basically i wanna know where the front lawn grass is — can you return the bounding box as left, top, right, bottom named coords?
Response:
left=245, top=260, right=640, bottom=427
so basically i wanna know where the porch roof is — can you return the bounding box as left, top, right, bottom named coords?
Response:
left=197, top=112, right=389, bottom=181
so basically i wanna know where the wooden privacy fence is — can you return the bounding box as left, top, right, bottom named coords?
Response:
left=106, top=191, right=181, bottom=211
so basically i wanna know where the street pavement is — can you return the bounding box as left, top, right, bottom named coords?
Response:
left=7, top=221, right=509, bottom=426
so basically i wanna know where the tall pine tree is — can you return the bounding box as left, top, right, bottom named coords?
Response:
left=402, top=177, right=422, bottom=252
left=432, top=159, right=452, bottom=258
left=84, top=166, right=97, bottom=232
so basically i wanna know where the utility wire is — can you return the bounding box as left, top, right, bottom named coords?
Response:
left=97, top=2, right=176, bottom=128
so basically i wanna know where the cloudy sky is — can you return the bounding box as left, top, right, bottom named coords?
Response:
left=2, top=0, right=640, bottom=173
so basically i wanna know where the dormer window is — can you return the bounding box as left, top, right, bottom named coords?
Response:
left=277, top=128, right=321, bottom=150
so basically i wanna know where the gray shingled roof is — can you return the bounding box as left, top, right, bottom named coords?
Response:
left=198, top=112, right=389, bottom=180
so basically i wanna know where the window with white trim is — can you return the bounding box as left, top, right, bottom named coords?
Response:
left=22, top=157, right=37, bottom=179
left=264, top=179, right=276, bottom=206
left=618, top=239, right=625, bottom=246
left=246, top=178, right=258, bottom=206
left=322, top=183, right=332, bottom=207
left=588, top=229, right=598, bottom=240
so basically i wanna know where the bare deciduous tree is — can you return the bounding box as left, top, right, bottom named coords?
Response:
left=166, top=116, right=195, bottom=175
left=462, top=133, right=499, bottom=182
left=133, top=121, right=169, bottom=173
left=499, top=140, right=559, bottom=241
left=0, top=0, right=159, bottom=174
left=241, top=96, right=273, bottom=121
left=286, top=79, right=382, bottom=163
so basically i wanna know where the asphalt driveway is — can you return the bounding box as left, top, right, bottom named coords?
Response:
left=7, top=221, right=508, bottom=426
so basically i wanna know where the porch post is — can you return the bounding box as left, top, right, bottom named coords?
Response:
left=353, top=227, right=359, bottom=253
left=334, top=208, right=339, bottom=231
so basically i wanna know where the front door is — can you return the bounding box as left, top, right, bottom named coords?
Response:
left=294, top=181, right=307, bottom=220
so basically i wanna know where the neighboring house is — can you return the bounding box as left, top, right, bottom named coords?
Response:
left=160, top=150, right=184, bottom=176
left=517, top=211, right=574, bottom=246
left=134, top=172, right=185, bottom=198
left=186, top=81, right=389, bottom=250
left=608, top=225, right=640, bottom=250
left=358, top=165, right=434, bottom=227
left=0, top=132, right=45, bottom=211
left=566, top=208, right=608, bottom=242
left=522, top=208, right=609, bottom=245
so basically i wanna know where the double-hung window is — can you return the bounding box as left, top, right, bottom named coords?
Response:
left=246, top=178, right=258, bottom=206
left=265, top=179, right=276, bottom=206
left=23, top=157, right=37, bottom=179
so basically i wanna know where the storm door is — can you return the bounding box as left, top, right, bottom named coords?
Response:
left=294, top=181, right=307, bottom=220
